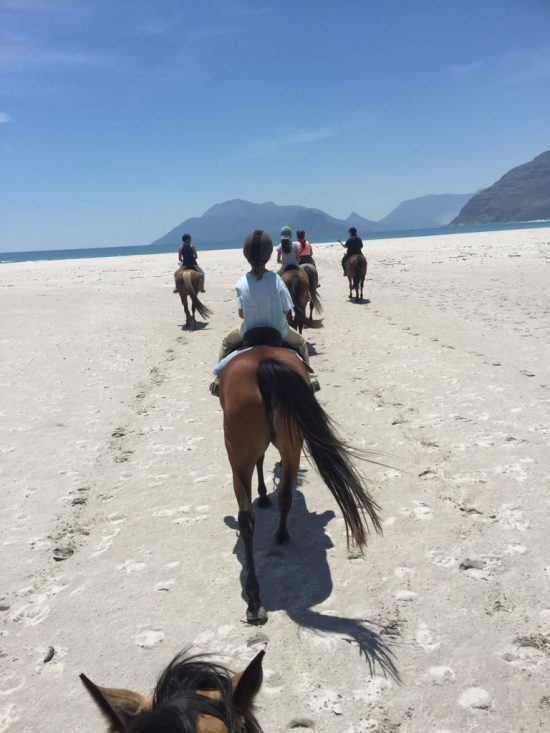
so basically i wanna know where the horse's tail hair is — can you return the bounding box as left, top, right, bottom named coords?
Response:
left=181, top=271, right=212, bottom=320
left=256, top=358, right=381, bottom=549
left=289, top=273, right=323, bottom=328
left=353, top=256, right=362, bottom=287
left=309, top=282, right=323, bottom=315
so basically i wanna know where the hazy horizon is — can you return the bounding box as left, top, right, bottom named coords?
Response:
left=1, top=0, right=550, bottom=251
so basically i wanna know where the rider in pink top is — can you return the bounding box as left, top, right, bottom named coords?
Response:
left=295, top=230, right=315, bottom=266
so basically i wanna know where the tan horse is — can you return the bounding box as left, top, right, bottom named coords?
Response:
left=300, top=263, right=323, bottom=320
left=220, top=346, right=381, bottom=624
left=174, top=268, right=212, bottom=328
left=345, top=253, right=367, bottom=303
left=81, top=649, right=264, bottom=732
left=281, top=268, right=322, bottom=334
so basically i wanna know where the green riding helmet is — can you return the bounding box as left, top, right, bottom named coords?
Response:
left=280, top=225, right=292, bottom=240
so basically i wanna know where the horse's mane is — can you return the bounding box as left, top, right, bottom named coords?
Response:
left=127, top=652, right=262, bottom=733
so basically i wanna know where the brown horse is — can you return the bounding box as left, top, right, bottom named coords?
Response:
left=281, top=268, right=322, bottom=334
left=175, top=268, right=212, bottom=329
left=300, top=263, right=323, bottom=320
left=345, top=253, right=367, bottom=303
left=81, top=649, right=265, bottom=732
left=220, top=347, right=381, bottom=624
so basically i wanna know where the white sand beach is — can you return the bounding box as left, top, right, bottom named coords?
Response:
left=1, top=228, right=549, bottom=732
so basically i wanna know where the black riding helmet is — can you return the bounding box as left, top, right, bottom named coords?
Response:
left=243, top=229, right=273, bottom=263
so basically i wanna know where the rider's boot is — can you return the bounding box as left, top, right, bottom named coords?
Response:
left=209, top=376, right=220, bottom=396
left=310, top=375, right=321, bottom=392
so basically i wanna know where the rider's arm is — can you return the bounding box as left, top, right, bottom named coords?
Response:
left=192, top=246, right=198, bottom=260
left=277, top=250, right=282, bottom=263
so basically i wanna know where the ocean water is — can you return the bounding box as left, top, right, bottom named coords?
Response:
left=1, top=220, right=549, bottom=264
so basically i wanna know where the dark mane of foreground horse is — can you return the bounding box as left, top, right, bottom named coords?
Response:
left=81, top=650, right=264, bottom=733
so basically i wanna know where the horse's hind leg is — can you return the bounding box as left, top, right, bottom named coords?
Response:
left=275, top=444, right=300, bottom=544
left=256, top=455, right=271, bottom=508
left=181, top=293, right=191, bottom=327
left=275, top=462, right=298, bottom=544
left=233, top=468, right=266, bottom=624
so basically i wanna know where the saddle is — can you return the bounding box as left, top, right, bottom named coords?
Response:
left=242, top=327, right=283, bottom=348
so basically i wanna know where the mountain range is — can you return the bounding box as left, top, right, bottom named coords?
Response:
left=150, top=193, right=473, bottom=247
left=451, top=150, right=550, bottom=225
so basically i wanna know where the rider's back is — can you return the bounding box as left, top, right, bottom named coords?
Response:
left=235, top=271, right=292, bottom=338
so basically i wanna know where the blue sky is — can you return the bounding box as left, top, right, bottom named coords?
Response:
left=1, top=0, right=550, bottom=250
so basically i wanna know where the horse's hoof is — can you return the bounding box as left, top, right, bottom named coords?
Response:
left=257, top=495, right=271, bottom=508
left=275, top=529, right=290, bottom=544
left=247, top=606, right=268, bottom=625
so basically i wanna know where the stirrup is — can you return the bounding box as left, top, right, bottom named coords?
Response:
left=209, top=378, right=220, bottom=397
left=310, top=376, right=321, bottom=393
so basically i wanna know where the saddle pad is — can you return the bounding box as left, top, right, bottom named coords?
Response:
left=213, top=346, right=302, bottom=376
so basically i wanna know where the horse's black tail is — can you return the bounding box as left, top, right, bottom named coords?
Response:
left=353, top=256, right=362, bottom=288
left=181, top=271, right=212, bottom=320
left=256, top=358, right=381, bottom=549
left=289, top=272, right=323, bottom=328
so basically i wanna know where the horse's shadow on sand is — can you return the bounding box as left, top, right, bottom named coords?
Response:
left=348, top=297, right=371, bottom=305
left=224, top=465, right=399, bottom=681
left=180, top=321, right=208, bottom=331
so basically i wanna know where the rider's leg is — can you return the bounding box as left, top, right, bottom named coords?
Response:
left=211, top=327, right=244, bottom=395
left=342, top=254, right=348, bottom=275
left=218, top=327, right=243, bottom=361
left=283, top=328, right=320, bottom=391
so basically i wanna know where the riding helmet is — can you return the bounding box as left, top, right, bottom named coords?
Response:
left=280, top=225, right=292, bottom=240
left=243, top=229, right=273, bottom=263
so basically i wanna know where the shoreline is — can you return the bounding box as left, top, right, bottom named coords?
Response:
left=2, top=219, right=550, bottom=264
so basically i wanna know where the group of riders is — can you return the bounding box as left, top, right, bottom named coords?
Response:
left=174, top=225, right=365, bottom=397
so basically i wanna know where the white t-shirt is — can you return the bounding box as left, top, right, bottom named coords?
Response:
left=236, top=271, right=294, bottom=338
left=277, top=242, right=300, bottom=268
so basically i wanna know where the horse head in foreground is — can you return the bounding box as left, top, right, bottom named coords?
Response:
left=219, top=333, right=382, bottom=624
left=345, top=254, right=367, bottom=303
left=174, top=268, right=212, bottom=329
left=81, top=650, right=264, bottom=732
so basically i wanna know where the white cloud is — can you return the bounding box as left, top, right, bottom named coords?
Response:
left=448, top=60, right=483, bottom=74
left=0, top=112, right=12, bottom=123
left=238, top=112, right=380, bottom=159
left=240, top=126, right=336, bottom=158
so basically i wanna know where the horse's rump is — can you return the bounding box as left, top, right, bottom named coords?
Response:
left=300, top=263, right=322, bottom=315
left=346, top=254, right=367, bottom=285
left=175, top=269, right=212, bottom=320
left=220, top=348, right=307, bottom=465
left=282, top=269, right=322, bottom=328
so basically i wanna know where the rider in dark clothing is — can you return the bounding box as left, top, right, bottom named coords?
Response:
left=339, top=227, right=364, bottom=275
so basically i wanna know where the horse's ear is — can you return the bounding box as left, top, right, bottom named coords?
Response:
left=80, top=673, right=152, bottom=730
left=231, top=651, right=264, bottom=711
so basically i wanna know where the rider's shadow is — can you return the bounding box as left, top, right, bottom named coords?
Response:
left=223, top=468, right=399, bottom=680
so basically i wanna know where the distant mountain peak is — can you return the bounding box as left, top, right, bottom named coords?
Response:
left=451, top=149, right=550, bottom=226
left=149, top=193, right=475, bottom=247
